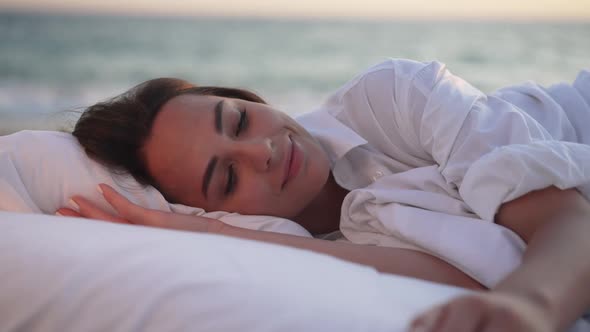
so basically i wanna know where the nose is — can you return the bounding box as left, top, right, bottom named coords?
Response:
left=231, top=137, right=273, bottom=172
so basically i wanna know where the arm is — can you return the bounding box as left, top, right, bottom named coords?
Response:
left=494, top=186, right=590, bottom=330
left=59, top=184, right=484, bottom=290
left=411, top=186, right=590, bottom=332
left=221, top=220, right=485, bottom=290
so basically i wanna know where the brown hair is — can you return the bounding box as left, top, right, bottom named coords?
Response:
left=73, top=78, right=266, bottom=186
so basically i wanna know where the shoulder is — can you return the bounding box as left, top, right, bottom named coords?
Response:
left=325, top=59, right=447, bottom=109
left=356, top=58, right=443, bottom=79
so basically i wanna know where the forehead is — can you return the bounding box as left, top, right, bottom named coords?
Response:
left=148, top=94, right=217, bottom=149
left=142, top=93, right=220, bottom=205
left=160, top=93, right=217, bottom=120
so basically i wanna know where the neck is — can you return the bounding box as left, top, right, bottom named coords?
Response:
left=293, top=172, right=349, bottom=236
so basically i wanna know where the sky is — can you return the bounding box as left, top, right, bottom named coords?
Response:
left=1, top=0, right=590, bottom=20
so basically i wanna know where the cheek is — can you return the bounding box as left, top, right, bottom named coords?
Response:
left=304, top=139, right=331, bottom=180
left=232, top=180, right=277, bottom=213
left=231, top=179, right=301, bottom=218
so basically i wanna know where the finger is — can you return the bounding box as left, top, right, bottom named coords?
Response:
left=435, top=296, right=488, bottom=332
left=98, top=183, right=166, bottom=226
left=99, top=184, right=226, bottom=232
left=56, top=208, right=82, bottom=218
left=168, top=214, right=225, bottom=233
left=410, top=305, right=446, bottom=332
left=480, top=305, right=522, bottom=332
left=70, top=196, right=129, bottom=224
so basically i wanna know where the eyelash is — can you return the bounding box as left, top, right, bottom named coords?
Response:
left=235, top=109, right=247, bottom=137
left=225, top=164, right=237, bottom=195
left=226, top=109, right=247, bottom=195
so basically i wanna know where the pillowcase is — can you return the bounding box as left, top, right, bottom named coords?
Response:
left=0, top=130, right=311, bottom=237
left=0, top=210, right=474, bottom=332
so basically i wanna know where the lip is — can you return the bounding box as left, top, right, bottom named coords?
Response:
left=282, top=135, right=302, bottom=189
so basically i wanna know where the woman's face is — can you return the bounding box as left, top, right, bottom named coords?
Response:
left=142, top=93, right=331, bottom=219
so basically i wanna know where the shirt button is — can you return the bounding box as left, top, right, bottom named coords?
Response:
left=371, top=171, right=384, bottom=182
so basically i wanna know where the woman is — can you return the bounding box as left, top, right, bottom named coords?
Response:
left=60, top=59, right=590, bottom=331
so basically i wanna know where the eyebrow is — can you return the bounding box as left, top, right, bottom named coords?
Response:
left=214, top=99, right=224, bottom=134
left=202, top=100, right=225, bottom=198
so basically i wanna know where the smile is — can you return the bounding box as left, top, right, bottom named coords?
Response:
left=282, top=135, right=302, bottom=189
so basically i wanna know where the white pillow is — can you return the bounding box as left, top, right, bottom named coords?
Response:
left=0, top=211, right=472, bottom=332
left=0, top=130, right=311, bottom=237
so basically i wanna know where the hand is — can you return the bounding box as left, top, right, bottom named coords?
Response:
left=56, top=183, right=226, bottom=234
left=409, top=292, right=557, bottom=332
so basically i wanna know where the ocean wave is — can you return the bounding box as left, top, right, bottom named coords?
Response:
left=1, top=13, right=588, bottom=134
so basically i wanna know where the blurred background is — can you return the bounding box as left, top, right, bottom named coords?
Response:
left=0, top=0, right=589, bottom=134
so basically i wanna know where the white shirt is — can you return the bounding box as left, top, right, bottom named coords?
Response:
left=296, top=59, right=590, bottom=287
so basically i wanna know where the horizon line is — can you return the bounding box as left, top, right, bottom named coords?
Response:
left=2, top=7, right=590, bottom=23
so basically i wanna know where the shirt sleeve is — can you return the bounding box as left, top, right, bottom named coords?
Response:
left=358, top=59, right=590, bottom=221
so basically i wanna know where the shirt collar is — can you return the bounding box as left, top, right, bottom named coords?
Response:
left=295, top=108, right=367, bottom=168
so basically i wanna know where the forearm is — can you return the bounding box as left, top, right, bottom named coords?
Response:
left=495, top=188, right=590, bottom=330
left=72, top=184, right=484, bottom=290
left=220, top=224, right=484, bottom=290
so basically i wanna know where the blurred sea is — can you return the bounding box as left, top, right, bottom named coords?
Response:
left=0, top=12, right=588, bottom=134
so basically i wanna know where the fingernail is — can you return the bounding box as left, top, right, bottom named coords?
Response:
left=96, top=184, right=104, bottom=195
left=55, top=211, right=64, bottom=217
left=68, top=199, right=79, bottom=212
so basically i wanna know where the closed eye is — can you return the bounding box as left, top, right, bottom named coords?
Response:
left=235, top=109, right=247, bottom=136
left=225, top=164, right=237, bottom=195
